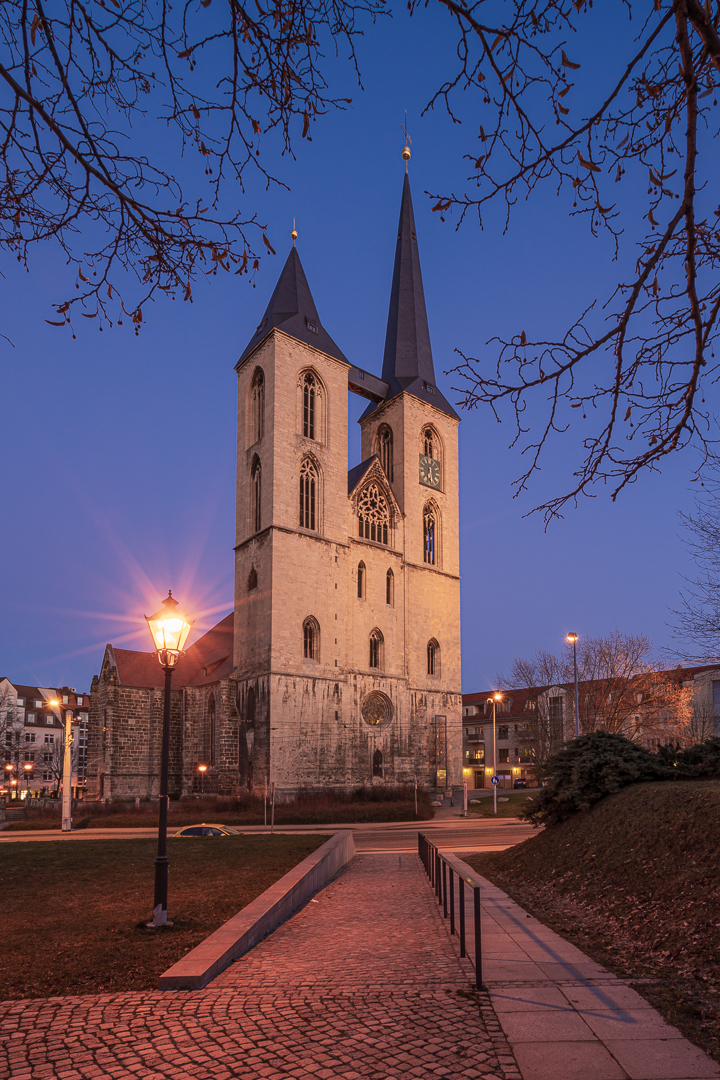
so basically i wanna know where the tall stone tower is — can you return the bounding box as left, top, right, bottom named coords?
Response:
left=233, top=166, right=462, bottom=796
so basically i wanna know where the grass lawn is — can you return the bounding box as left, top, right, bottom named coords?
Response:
left=0, top=833, right=325, bottom=999
left=467, top=791, right=534, bottom=818
left=465, top=780, right=720, bottom=1063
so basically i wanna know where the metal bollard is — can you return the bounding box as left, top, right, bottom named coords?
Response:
left=442, top=860, right=448, bottom=917
left=449, top=869, right=455, bottom=936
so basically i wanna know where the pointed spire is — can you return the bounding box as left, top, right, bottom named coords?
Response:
left=237, top=246, right=347, bottom=368
left=379, top=172, right=458, bottom=419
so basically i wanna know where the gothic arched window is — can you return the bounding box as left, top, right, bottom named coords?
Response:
left=299, top=458, right=318, bottom=531
left=369, top=628, right=384, bottom=670
left=358, top=483, right=389, bottom=546
left=251, top=456, right=262, bottom=533
left=208, top=693, right=216, bottom=767
left=246, top=686, right=255, bottom=726
left=247, top=566, right=258, bottom=591
left=251, top=368, right=265, bottom=443
left=427, top=639, right=440, bottom=677
left=377, top=425, right=393, bottom=481
left=424, top=427, right=435, bottom=459
left=373, top=749, right=383, bottom=777
left=303, top=372, right=316, bottom=440
left=303, top=616, right=319, bottom=661
left=386, top=568, right=394, bottom=606
left=357, top=561, right=366, bottom=599
left=423, top=504, right=437, bottom=565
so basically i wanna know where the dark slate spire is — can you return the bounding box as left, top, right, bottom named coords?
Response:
left=375, top=173, right=458, bottom=419
left=237, top=246, right=347, bottom=368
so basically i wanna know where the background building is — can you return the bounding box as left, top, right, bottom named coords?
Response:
left=0, top=680, right=88, bottom=797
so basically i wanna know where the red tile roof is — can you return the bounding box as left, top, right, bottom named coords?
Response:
left=111, top=613, right=234, bottom=689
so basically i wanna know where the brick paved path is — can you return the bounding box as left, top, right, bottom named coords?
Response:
left=0, top=855, right=520, bottom=1080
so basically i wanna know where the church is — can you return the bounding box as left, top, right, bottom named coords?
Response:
left=87, top=160, right=463, bottom=801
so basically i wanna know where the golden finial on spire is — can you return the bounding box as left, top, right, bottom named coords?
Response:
left=401, top=111, right=412, bottom=170
left=291, top=218, right=298, bottom=246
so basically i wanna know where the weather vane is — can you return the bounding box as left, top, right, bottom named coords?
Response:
left=401, top=110, right=412, bottom=170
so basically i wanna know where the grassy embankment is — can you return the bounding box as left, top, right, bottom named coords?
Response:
left=5, top=786, right=434, bottom=830
left=0, top=833, right=325, bottom=999
left=466, top=780, right=720, bottom=1062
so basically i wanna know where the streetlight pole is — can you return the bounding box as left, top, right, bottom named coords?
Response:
left=5, top=762, right=14, bottom=799
left=145, top=591, right=193, bottom=928
left=48, top=699, right=76, bottom=831
left=567, top=633, right=580, bottom=739
left=487, top=692, right=502, bottom=817
left=198, top=764, right=207, bottom=799
left=23, top=762, right=32, bottom=797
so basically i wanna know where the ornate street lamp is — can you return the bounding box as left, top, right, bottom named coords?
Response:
left=198, top=764, right=207, bottom=799
left=23, top=762, right=32, bottom=796
left=566, top=633, right=580, bottom=739
left=145, top=591, right=193, bottom=927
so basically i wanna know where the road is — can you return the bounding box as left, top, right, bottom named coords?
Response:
left=0, top=816, right=537, bottom=852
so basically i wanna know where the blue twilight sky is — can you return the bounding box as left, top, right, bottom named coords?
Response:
left=1, top=2, right=713, bottom=693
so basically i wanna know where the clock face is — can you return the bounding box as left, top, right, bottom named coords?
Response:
left=419, top=454, right=441, bottom=489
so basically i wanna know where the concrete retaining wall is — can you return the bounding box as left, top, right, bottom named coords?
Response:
left=159, top=829, right=355, bottom=990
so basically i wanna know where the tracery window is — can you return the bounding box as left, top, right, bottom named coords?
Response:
left=303, top=372, right=316, bottom=440
left=377, top=425, right=393, bottom=481
left=251, top=368, right=265, bottom=443
left=358, top=483, right=389, bottom=546
left=251, top=457, right=262, bottom=533
left=386, top=568, right=394, bottom=606
left=427, top=639, right=440, bottom=677
left=303, top=616, right=319, bottom=661
left=299, top=458, right=318, bottom=531
left=357, top=561, right=366, bottom=599
left=424, top=428, right=435, bottom=459
left=369, top=628, right=384, bottom=669
left=423, top=504, right=436, bottom=565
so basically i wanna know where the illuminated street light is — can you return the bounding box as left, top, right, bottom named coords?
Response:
left=23, top=762, right=32, bottom=796
left=486, top=692, right=503, bottom=818
left=145, top=591, right=194, bottom=927
left=198, top=764, right=207, bottom=799
left=566, top=633, right=580, bottom=739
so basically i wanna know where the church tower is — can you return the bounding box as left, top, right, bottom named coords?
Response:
left=233, top=161, right=462, bottom=796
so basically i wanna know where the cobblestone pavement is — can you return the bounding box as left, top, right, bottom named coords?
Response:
left=0, top=854, right=521, bottom=1080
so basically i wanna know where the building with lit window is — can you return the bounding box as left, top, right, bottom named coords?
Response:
left=0, top=680, right=89, bottom=797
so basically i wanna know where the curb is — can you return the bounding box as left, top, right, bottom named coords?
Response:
left=158, top=829, right=355, bottom=990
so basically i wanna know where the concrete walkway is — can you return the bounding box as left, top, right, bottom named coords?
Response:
left=439, top=859, right=719, bottom=1080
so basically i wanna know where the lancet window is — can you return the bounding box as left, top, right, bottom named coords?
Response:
left=369, top=628, right=384, bottom=670
left=303, top=372, right=316, bottom=440
left=303, top=617, right=319, bottom=661
left=358, top=483, right=389, bottom=546
left=424, top=427, right=435, bottom=459
left=299, top=458, right=318, bottom=531
left=251, top=368, right=265, bottom=443
left=251, top=457, right=262, bottom=533
left=386, top=568, right=394, bottom=606
left=377, top=425, right=393, bottom=481
left=357, top=561, right=366, bottom=599
left=427, top=639, right=440, bottom=677
left=423, top=504, right=437, bottom=565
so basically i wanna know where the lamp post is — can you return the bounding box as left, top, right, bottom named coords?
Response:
left=48, top=698, right=77, bottom=831
left=487, top=692, right=503, bottom=817
left=567, top=633, right=580, bottom=739
left=198, top=764, right=207, bottom=799
left=145, top=591, right=194, bottom=927
left=5, top=762, right=14, bottom=799
left=23, top=762, right=32, bottom=797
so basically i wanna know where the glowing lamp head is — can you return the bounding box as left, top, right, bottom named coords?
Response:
left=493, top=692, right=502, bottom=701
left=5, top=763, right=13, bottom=772
left=23, top=763, right=32, bottom=772
left=145, top=591, right=194, bottom=668
left=566, top=632, right=578, bottom=644
left=198, top=765, right=207, bottom=774
left=48, top=699, right=59, bottom=707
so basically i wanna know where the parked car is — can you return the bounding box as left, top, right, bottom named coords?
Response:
left=513, top=779, right=528, bottom=789
left=173, top=823, right=242, bottom=837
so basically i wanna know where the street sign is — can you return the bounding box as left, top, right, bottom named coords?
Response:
left=491, top=776, right=500, bottom=786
